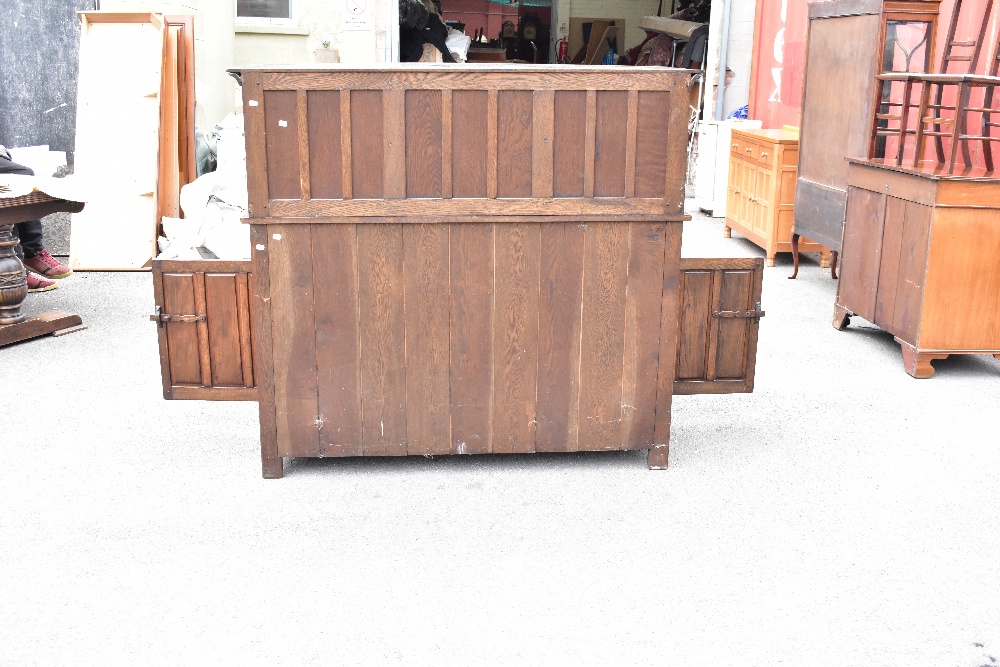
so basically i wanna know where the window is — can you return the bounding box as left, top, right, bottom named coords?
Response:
left=237, top=0, right=293, bottom=23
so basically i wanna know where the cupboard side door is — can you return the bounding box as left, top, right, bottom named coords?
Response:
left=152, top=259, right=257, bottom=401
left=674, top=258, right=765, bottom=395
left=838, top=185, right=887, bottom=322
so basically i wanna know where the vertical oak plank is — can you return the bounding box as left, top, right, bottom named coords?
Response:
left=653, top=223, right=683, bottom=447
left=312, top=224, right=363, bottom=457
left=663, top=87, right=690, bottom=213
left=452, top=90, right=488, bottom=198
left=577, top=222, right=630, bottom=450
left=497, top=90, right=533, bottom=198
left=487, top=89, right=499, bottom=199
left=357, top=223, right=407, bottom=456
left=405, top=89, right=443, bottom=198
left=625, top=90, right=639, bottom=197
left=492, top=222, right=540, bottom=454
left=583, top=89, right=597, bottom=198
left=675, top=270, right=713, bottom=380
left=553, top=91, right=586, bottom=197
left=267, top=224, right=321, bottom=458
left=250, top=224, right=281, bottom=477
left=450, top=223, right=494, bottom=455
left=441, top=90, right=453, bottom=198
left=384, top=89, right=407, bottom=199
left=236, top=272, right=254, bottom=389
left=593, top=91, right=628, bottom=197
left=204, top=273, right=244, bottom=387
left=193, top=271, right=212, bottom=387
left=243, top=73, right=270, bottom=217
left=296, top=89, right=311, bottom=200
left=535, top=221, right=585, bottom=452
left=162, top=273, right=201, bottom=385
left=620, top=222, right=667, bottom=449
left=341, top=91, right=353, bottom=199
left=532, top=90, right=555, bottom=199
left=351, top=90, right=384, bottom=199
left=715, top=270, right=753, bottom=380
left=263, top=90, right=301, bottom=200
left=404, top=224, right=451, bottom=455
left=307, top=89, right=343, bottom=199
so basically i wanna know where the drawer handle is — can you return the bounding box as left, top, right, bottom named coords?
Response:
left=732, top=143, right=738, bottom=149
left=746, top=148, right=752, bottom=152
left=761, top=151, right=769, bottom=158
left=734, top=188, right=740, bottom=194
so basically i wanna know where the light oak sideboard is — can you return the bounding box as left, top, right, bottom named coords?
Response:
left=726, top=127, right=829, bottom=267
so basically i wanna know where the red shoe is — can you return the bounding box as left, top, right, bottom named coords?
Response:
left=24, top=249, right=72, bottom=279
left=26, top=271, right=57, bottom=292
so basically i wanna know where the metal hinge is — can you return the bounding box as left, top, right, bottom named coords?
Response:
left=713, top=302, right=765, bottom=319
left=150, top=306, right=206, bottom=327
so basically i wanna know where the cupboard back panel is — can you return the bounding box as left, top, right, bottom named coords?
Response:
left=264, top=220, right=680, bottom=457
left=244, top=66, right=688, bottom=220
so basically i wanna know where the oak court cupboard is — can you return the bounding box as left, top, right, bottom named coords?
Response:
left=151, top=65, right=766, bottom=477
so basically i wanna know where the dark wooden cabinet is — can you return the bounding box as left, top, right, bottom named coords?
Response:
left=793, top=0, right=940, bottom=275
left=835, top=159, right=1000, bottom=377
left=152, top=65, right=766, bottom=476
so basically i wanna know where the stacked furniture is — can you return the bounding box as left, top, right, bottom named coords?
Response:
left=791, top=0, right=941, bottom=279
left=725, top=127, right=828, bottom=267
left=834, top=1, right=1000, bottom=378
left=150, top=65, right=767, bottom=477
left=71, top=12, right=196, bottom=271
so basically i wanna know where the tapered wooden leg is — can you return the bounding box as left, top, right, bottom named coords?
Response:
left=830, top=251, right=839, bottom=279
left=766, top=257, right=776, bottom=267
left=994, top=354, right=1000, bottom=361
left=789, top=232, right=800, bottom=279
left=648, top=445, right=669, bottom=470
left=833, top=303, right=851, bottom=330
left=819, top=248, right=830, bottom=269
left=898, top=339, right=948, bottom=379
left=723, top=225, right=731, bottom=238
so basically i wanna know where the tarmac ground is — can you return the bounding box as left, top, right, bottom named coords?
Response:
left=2, top=203, right=999, bottom=665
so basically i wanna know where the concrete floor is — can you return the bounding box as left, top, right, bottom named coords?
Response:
left=2, top=204, right=999, bottom=665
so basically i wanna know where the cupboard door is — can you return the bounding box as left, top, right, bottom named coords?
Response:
left=737, top=161, right=754, bottom=230
left=151, top=259, right=257, bottom=400
left=674, top=258, right=765, bottom=394
left=726, top=157, right=741, bottom=222
left=839, top=186, right=887, bottom=322
left=753, top=167, right=774, bottom=236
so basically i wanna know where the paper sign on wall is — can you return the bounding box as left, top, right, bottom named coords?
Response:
left=344, top=0, right=373, bottom=30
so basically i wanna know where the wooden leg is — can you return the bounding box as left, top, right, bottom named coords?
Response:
left=789, top=232, right=800, bottom=279
left=723, top=225, right=731, bottom=238
left=830, top=251, right=839, bottom=279
left=262, top=453, right=284, bottom=479
left=898, top=339, right=948, bottom=379
left=648, top=445, right=669, bottom=470
left=832, top=303, right=851, bottom=330
left=258, top=401, right=283, bottom=478
left=766, top=256, right=776, bottom=267
left=819, top=248, right=830, bottom=269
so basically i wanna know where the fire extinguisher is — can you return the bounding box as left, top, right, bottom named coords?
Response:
left=556, top=38, right=569, bottom=63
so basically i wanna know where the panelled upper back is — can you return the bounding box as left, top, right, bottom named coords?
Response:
left=236, top=64, right=691, bottom=221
